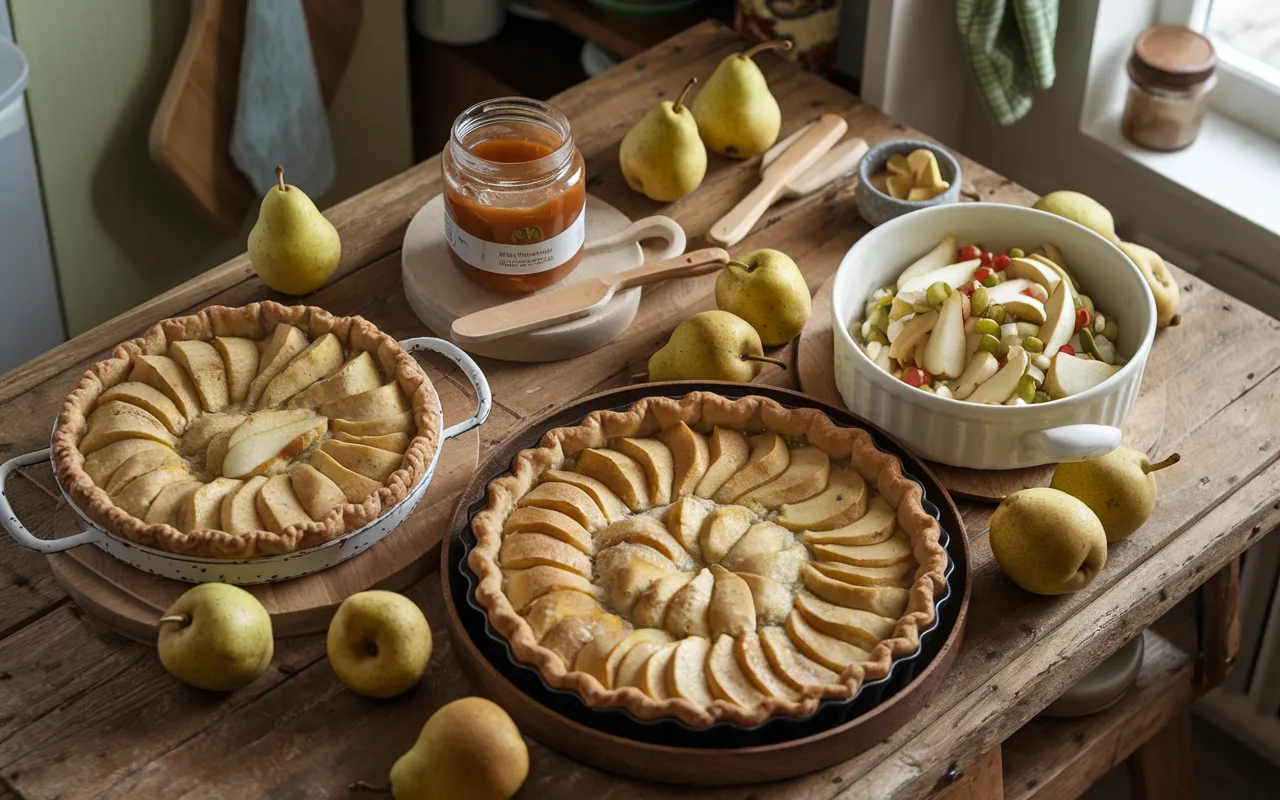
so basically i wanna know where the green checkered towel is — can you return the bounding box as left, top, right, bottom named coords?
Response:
left=958, top=0, right=1058, bottom=126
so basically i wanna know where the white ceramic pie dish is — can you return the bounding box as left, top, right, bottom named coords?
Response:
left=0, top=337, right=491, bottom=584
left=831, top=203, right=1157, bottom=470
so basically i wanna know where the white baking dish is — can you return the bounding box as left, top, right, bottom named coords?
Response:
left=831, top=203, right=1156, bottom=469
left=0, top=337, right=491, bottom=584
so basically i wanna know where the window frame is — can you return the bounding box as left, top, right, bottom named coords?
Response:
left=1159, top=0, right=1280, bottom=140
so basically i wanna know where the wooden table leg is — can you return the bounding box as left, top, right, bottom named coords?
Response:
left=1127, top=710, right=1193, bottom=800
left=931, top=746, right=1003, bottom=799
left=1196, top=556, right=1241, bottom=689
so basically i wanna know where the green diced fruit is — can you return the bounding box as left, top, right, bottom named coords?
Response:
left=977, top=334, right=1000, bottom=355
left=926, top=282, right=952, bottom=308
left=974, top=318, right=1000, bottom=337
left=1015, top=322, right=1040, bottom=338
left=998, top=335, right=1020, bottom=359
left=913, top=302, right=932, bottom=314
left=1015, top=375, right=1037, bottom=403
left=1079, top=327, right=1103, bottom=360
left=1033, top=390, right=1053, bottom=404
left=983, top=303, right=1007, bottom=324
left=1079, top=294, right=1095, bottom=314
left=1009, top=247, right=1026, bottom=259
left=870, top=306, right=890, bottom=333
left=1022, top=336, right=1044, bottom=353
left=981, top=273, right=999, bottom=288
left=866, top=328, right=888, bottom=346
left=889, top=296, right=915, bottom=320
left=1029, top=352, right=1051, bottom=371
left=971, top=285, right=989, bottom=317
left=1102, top=319, right=1118, bottom=340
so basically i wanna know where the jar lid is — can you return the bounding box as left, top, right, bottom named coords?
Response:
left=1130, top=25, right=1217, bottom=89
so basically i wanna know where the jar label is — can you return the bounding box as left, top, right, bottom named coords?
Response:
left=444, top=210, right=586, bottom=276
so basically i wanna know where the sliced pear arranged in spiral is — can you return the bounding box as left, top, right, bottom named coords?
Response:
left=614, top=437, right=675, bottom=507
left=99, top=382, right=187, bottom=435
left=542, top=469, right=628, bottom=523
left=694, top=427, right=749, bottom=499
left=713, top=433, right=790, bottom=503
left=129, top=355, right=203, bottom=420
left=503, top=506, right=592, bottom=554
left=503, top=566, right=600, bottom=613
left=737, top=446, right=830, bottom=511
left=707, top=634, right=766, bottom=709
left=800, top=496, right=896, bottom=546
left=169, top=340, right=230, bottom=412
left=84, top=439, right=177, bottom=487
left=500, top=532, right=593, bottom=578
left=660, top=422, right=709, bottom=498
left=666, top=495, right=712, bottom=561
left=213, top=337, right=259, bottom=405
left=522, top=589, right=601, bottom=639
left=574, top=448, right=651, bottom=512
left=246, top=324, right=309, bottom=408
left=595, top=543, right=678, bottom=614
left=255, top=474, right=314, bottom=534
left=81, top=401, right=179, bottom=454
left=542, top=612, right=627, bottom=668
left=518, top=482, right=609, bottom=532
left=595, top=517, right=693, bottom=568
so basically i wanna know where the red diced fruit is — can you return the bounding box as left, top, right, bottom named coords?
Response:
left=993, top=253, right=1011, bottom=271
left=1075, top=307, right=1092, bottom=331
left=980, top=251, right=994, bottom=267
left=1059, top=344, right=1076, bottom=356
left=974, top=266, right=994, bottom=283
left=903, top=368, right=931, bottom=388
left=959, top=245, right=982, bottom=261
left=961, top=280, right=981, bottom=297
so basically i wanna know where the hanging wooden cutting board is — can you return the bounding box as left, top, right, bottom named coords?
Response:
left=150, top=0, right=363, bottom=232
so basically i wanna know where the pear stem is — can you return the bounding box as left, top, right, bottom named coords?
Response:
left=727, top=259, right=756, bottom=273
left=742, top=354, right=788, bottom=369
left=673, top=77, right=697, bottom=113
left=1143, top=453, right=1181, bottom=474
left=275, top=164, right=287, bottom=192
left=741, top=40, right=793, bottom=61
left=157, top=614, right=188, bottom=628
left=348, top=781, right=392, bottom=793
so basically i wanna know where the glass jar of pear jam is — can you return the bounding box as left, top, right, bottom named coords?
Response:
left=441, top=98, right=586, bottom=294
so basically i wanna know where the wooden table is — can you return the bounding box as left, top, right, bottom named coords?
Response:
left=0, top=21, right=1272, bottom=800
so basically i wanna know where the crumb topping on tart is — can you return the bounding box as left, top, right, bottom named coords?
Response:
left=52, top=303, right=442, bottom=559
left=468, top=392, right=948, bottom=728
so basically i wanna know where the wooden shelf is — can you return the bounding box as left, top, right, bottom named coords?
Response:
left=525, top=0, right=734, bottom=59
left=1001, top=631, right=1194, bottom=800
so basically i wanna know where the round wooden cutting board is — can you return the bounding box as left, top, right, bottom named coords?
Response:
left=43, top=372, right=482, bottom=643
left=797, top=275, right=1167, bottom=502
left=401, top=193, right=684, bottom=362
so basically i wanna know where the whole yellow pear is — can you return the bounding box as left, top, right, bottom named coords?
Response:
left=248, top=165, right=341, bottom=295
left=327, top=590, right=432, bottom=698
left=989, top=488, right=1107, bottom=595
left=647, top=310, right=785, bottom=382
left=1033, top=190, right=1119, bottom=244
left=1051, top=448, right=1180, bottom=542
left=157, top=582, right=273, bottom=691
left=619, top=77, right=707, bottom=202
left=691, top=41, right=791, bottom=159
left=1118, top=241, right=1181, bottom=327
left=715, top=249, right=811, bottom=345
left=387, top=697, right=528, bottom=800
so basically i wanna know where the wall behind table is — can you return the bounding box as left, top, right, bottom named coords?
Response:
left=11, top=0, right=412, bottom=337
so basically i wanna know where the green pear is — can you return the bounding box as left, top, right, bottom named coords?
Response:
left=1033, top=190, right=1120, bottom=243
left=1051, top=447, right=1180, bottom=542
left=691, top=41, right=792, bottom=159
left=354, top=697, right=528, bottom=799
left=648, top=310, right=786, bottom=382
left=619, top=78, right=707, bottom=202
left=714, top=249, right=812, bottom=346
left=248, top=165, right=342, bottom=295
left=157, top=583, right=273, bottom=691
left=326, top=590, right=433, bottom=698
left=989, top=487, right=1108, bottom=595
left=1118, top=241, right=1181, bottom=328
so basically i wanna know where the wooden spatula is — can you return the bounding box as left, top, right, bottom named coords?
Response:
left=707, top=114, right=848, bottom=247
left=451, top=247, right=730, bottom=343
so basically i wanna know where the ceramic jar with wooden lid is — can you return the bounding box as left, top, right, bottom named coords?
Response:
left=1121, top=25, right=1217, bottom=151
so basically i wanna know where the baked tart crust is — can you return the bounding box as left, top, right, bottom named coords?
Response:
left=469, top=391, right=948, bottom=728
left=51, top=302, right=443, bottom=559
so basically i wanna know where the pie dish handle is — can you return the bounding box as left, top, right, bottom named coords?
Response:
left=399, top=337, right=492, bottom=441
left=0, top=448, right=99, bottom=552
left=1020, top=424, right=1122, bottom=463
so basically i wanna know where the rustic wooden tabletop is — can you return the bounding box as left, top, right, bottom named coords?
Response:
left=1, top=20, right=1277, bottom=800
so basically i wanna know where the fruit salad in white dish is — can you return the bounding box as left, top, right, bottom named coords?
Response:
left=851, top=236, right=1126, bottom=405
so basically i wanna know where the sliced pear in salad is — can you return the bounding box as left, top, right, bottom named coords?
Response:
left=852, top=235, right=1126, bottom=403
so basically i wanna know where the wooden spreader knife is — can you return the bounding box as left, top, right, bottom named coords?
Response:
left=451, top=247, right=730, bottom=343
left=707, top=113, right=848, bottom=247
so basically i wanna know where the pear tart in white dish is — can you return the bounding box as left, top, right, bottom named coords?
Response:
left=469, top=392, right=948, bottom=729
left=52, top=302, right=442, bottom=559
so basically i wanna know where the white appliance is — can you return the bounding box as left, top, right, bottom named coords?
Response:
left=0, top=2, right=63, bottom=373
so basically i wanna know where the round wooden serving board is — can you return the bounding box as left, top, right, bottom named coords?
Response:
left=42, top=372, right=482, bottom=644
left=798, top=275, right=1167, bottom=502
left=439, top=382, right=970, bottom=785
left=402, top=193, right=684, bottom=362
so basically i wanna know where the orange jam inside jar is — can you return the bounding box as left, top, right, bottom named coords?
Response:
left=442, top=98, right=586, bottom=294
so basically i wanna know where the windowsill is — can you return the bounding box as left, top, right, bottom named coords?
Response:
left=1080, top=109, right=1280, bottom=239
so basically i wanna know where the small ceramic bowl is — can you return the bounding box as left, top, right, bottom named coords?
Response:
left=856, top=139, right=962, bottom=227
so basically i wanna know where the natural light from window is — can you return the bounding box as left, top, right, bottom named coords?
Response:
left=1204, top=0, right=1280, bottom=82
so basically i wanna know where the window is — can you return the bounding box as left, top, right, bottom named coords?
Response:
left=1160, top=0, right=1280, bottom=140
